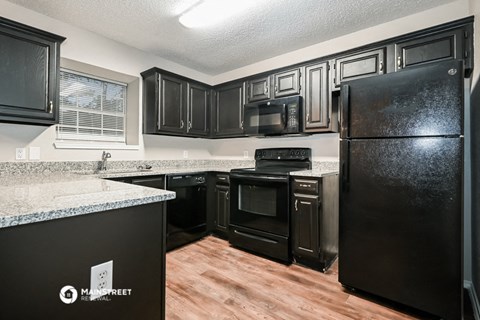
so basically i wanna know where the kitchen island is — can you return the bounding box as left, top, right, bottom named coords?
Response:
left=0, top=173, right=175, bottom=320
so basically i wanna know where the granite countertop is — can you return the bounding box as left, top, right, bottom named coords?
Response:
left=0, top=159, right=339, bottom=229
left=0, top=173, right=175, bottom=229
left=94, top=165, right=246, bottom=179
left=290, top=169, right=339, bottom=178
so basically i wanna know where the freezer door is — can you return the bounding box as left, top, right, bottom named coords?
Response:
left=339, top=138, right=463, bottom=320
left=340, top=60, right=464, bottom=139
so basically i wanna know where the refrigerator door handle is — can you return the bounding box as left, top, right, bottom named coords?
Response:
left=340, top=84, right=350, bottom=139
left=341, top=141, right=350, bottom=191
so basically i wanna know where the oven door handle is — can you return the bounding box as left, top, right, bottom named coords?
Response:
left=233, top=230, right=278, bottom=244
left=229, top=174, right=289, bottom=182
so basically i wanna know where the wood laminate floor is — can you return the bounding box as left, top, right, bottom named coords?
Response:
left=166, top=236, right=435, bottom=320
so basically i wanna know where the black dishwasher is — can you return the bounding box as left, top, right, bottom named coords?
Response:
left=166, top=174, right=207, bottom=251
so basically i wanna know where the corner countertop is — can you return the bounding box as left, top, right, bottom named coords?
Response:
left=0, top=173, right=175, bottom=229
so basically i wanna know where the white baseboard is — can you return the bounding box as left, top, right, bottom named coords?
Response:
left=465, top=280, right=480, bottom=320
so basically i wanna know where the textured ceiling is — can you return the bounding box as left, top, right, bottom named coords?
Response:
left=7, top=0, right=456, bottom=75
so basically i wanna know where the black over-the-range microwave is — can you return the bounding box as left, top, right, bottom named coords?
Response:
left=243, top=96, right=302, bottom=136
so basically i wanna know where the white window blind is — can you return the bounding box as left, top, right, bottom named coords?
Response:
left=57, top=70, right=127, bottom=143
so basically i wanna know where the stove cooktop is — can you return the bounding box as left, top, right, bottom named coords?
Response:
left=230, top=166, right=307, bottom=176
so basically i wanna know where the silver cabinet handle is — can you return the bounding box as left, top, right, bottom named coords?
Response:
left=295, top=199, right=298, bottom=211
left=48, top=101, right=53, bottom=113
left=379, top=61, right=383, bottom=72
left=188, top=121, right=192, bottom=129
left=180, top=120, right=184, bottom=129
left=226, top=191, right=229, bottom=200
left=240, top=120, right=244, bottom=129
left=306, top=114, right=310, bottom=123
left=397, top=56, right=402, bottom=69
left=264, top=86, right=268, bottom=94
left=275, top=85, right=278, bottom=93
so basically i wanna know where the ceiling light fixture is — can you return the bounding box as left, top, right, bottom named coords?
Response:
left=179, top=0, right=257, bottom=29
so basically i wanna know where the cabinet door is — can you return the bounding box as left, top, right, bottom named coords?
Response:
left=292, top=194, right=319, bottom=259
left=334, top=48, right=385, bottom=87
left=0, top=20, right=63, bottom=125
left=273, top=68, right=301, bottom=98
left=247, top=76, right=270, bottom=102
left=159, top=74, right=185, bottom=134
left=187, top=82, right=209, bottom=136
left=215, top=185, right=230, bottom=232
left=214, top=82, right=245, bottom=137
left=395, top=29, right=464, bottom=71
left=304, top=62, right=330, bottom=132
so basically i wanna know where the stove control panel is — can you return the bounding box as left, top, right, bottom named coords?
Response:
left=254, top=148, right=312, bottom=161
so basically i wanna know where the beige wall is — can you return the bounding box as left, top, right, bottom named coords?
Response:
left=0, top=0, right=473, bottom=162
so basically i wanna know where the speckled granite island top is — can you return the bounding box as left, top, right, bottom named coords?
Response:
left=0, top=174, right=175, bottom=229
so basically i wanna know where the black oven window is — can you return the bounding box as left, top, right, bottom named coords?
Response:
left=249, top=113, right=282, bottom=127
left=238, top=185, right=277, bottom=216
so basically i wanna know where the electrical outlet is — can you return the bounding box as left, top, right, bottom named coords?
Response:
left=243, top=151, right=248, bottom=158
left=183, top=150, right=188, bottom=158
left=15, top=148, right=26, bottom=160
left=90, top=260, right=113, bottom=300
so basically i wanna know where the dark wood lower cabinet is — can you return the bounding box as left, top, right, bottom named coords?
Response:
left=291, top=175, right=339, bottom=272
left=0, top=203, right=166, bottom=320
left=212, top=173, right=230, bottom=239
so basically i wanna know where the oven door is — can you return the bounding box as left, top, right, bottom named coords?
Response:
left=243, top=103, right=287, bottom=135
left=230, top=173, right=289, bottom=236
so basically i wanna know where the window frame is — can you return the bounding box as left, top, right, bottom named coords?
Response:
left=54, top=58, right=140, bottom=150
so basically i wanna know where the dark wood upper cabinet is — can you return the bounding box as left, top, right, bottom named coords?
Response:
left=304, top=62, right=330, bottom=132
left=334, top=48, right=385, bottom=88
left=187, top=82, right=209, bottom=136
left=247, top=76, right=270, bottom=103
left=0, top=17, right=65, bottom=125
left=273, top=68, right=301, bottom=98
left=394, top=28, right=464, bottom=71
left=142, top=68, right=210, bottom=137
left=159, top=74, right=186, bottom=134
left=213, top=82, right=245, bottom=137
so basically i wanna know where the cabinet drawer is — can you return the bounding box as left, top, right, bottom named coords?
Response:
left=292, top=179, right=320, bottom=194
left=216, top=174, right=230, bottom=185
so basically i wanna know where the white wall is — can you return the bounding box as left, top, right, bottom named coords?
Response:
left=209, top=134, right=339, bottom=161
left=0, top=0, right=473, bottom=162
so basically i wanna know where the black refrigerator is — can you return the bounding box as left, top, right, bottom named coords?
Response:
left=339, top=60, right=464, bottom=320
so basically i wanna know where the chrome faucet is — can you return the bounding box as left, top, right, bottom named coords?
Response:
left=101, top=151, right=111, bottom=171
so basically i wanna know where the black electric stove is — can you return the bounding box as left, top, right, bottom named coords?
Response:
left=229, top=148, right=312, bottom=263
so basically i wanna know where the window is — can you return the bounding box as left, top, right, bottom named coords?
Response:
left=57, top=70, right=127, bottom=143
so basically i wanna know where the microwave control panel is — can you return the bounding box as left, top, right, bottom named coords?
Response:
left=286, top=103, right=299, bottom=132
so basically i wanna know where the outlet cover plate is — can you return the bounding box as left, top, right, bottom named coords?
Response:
left=90, top=260, right=113, bottom=300
left=15, top=148, right=26, bottom=160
